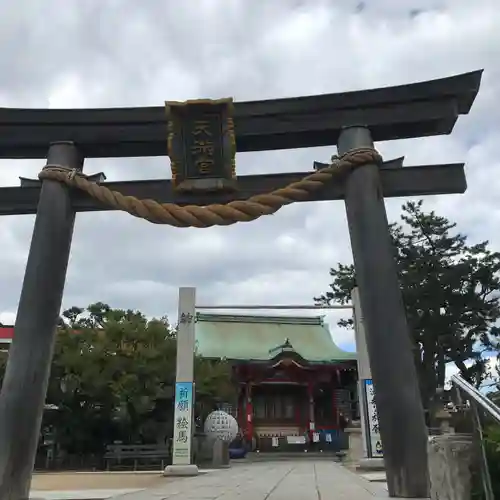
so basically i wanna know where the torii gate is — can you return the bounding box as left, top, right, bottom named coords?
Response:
left=0, top=70, right=482, bottom=499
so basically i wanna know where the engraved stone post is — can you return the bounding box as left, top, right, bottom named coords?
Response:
left=164, top=287, right=199, bottom=477
left=352, top=287, right=384, bottom=469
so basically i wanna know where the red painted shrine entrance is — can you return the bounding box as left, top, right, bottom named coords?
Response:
left=195, top=313, right=357, bottom=451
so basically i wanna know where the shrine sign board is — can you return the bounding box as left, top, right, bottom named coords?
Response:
left=364, top=379, right=383, bottom=457
left=172, top=381, right=194, bottom=464
left=166, top=98, right=237, bottom=193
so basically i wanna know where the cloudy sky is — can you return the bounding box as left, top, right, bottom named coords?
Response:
left=0, top=0, right=499, bottom=359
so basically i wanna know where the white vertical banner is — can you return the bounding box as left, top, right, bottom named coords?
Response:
left=364, top=379, right=383, bottom=457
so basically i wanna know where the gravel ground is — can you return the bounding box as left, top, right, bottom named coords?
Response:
left=31, top=472, right=166, bottom=491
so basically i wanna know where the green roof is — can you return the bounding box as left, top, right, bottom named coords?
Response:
left=195, top=313, right=356, bottom=364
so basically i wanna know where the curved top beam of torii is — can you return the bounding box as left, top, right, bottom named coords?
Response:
left=0, top=70, right=482, bottom=159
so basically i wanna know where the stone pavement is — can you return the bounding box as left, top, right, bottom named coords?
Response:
left=105, top=460, right=423, bottom=500
left=31, top=489, right=143, bottom=499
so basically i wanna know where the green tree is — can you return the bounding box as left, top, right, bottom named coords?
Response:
left=0, top=303, right=237, bottom=454
left=194, top=356, right=237, bottom=423
left=47, top=303, right=178, bottom=452
left=315, top=200, right=500, bottom=410
left=44, top=302, right=236, bottom=452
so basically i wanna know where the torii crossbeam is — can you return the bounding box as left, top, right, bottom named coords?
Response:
left=0, top=70, right=482, bottom=499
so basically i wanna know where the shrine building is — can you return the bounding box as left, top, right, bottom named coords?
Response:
left=0, top=315, right=359, bottom=451
left=0, top=326, right=13, bottom=353
left=194, top=313, right=358, bottom=451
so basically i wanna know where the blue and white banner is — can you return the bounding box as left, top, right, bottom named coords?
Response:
left=364, top=379, right=383, bottom=457
left=172, top=381, right=194, bottom=465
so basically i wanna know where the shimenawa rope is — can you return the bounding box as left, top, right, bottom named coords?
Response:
left=38, top=148, right=382, bottom=228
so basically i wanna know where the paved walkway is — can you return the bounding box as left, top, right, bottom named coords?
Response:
left=30, top=461, right=430, bottom=499
left=102, top=461, right=411, bottom=500
left=31, top=489, right=142, bottom=499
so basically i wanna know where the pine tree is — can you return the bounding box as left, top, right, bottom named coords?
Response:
left=315, top=200, right=500, bottom=409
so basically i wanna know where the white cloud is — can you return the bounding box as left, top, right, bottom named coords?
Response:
left=0, top=0, right=498, bottom=370
left=0, top=312, right=15, bottom=325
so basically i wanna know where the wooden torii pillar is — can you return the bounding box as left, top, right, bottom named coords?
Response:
left=0, top=70, right=483, bottom=499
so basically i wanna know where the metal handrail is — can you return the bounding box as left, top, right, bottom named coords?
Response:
left=450, top=374, right=500, bottom=424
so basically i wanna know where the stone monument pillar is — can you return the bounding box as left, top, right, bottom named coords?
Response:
left=164, top=287, right=199, bottom=477
left=352, top=287, right=384, bottom=470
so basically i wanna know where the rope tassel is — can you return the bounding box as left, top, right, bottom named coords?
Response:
left=38, top=148, right=382, bottom=228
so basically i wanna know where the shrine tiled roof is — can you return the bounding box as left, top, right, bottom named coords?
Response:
left=195, top=313, right=356, bottom=364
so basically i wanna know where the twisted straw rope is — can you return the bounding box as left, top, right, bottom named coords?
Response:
left=38, top=148, right=382, bottom=228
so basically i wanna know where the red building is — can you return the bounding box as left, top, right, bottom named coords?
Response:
left=0, top=326, right=13, bottom=352
left=194, top=313, right=358, bottom=451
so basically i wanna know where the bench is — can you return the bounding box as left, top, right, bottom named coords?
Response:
left=104, top=444, right=171, bottom=471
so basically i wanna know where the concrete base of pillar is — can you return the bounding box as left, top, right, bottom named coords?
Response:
left=211, top=439, right=231, bottom=469
left=345, top=427, right=363, bottom=464
left=163, top=464, right=199, bottom=477
left=357, top=457, right=385, bottom=471
left=428, top=433, right=474, bottom=500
